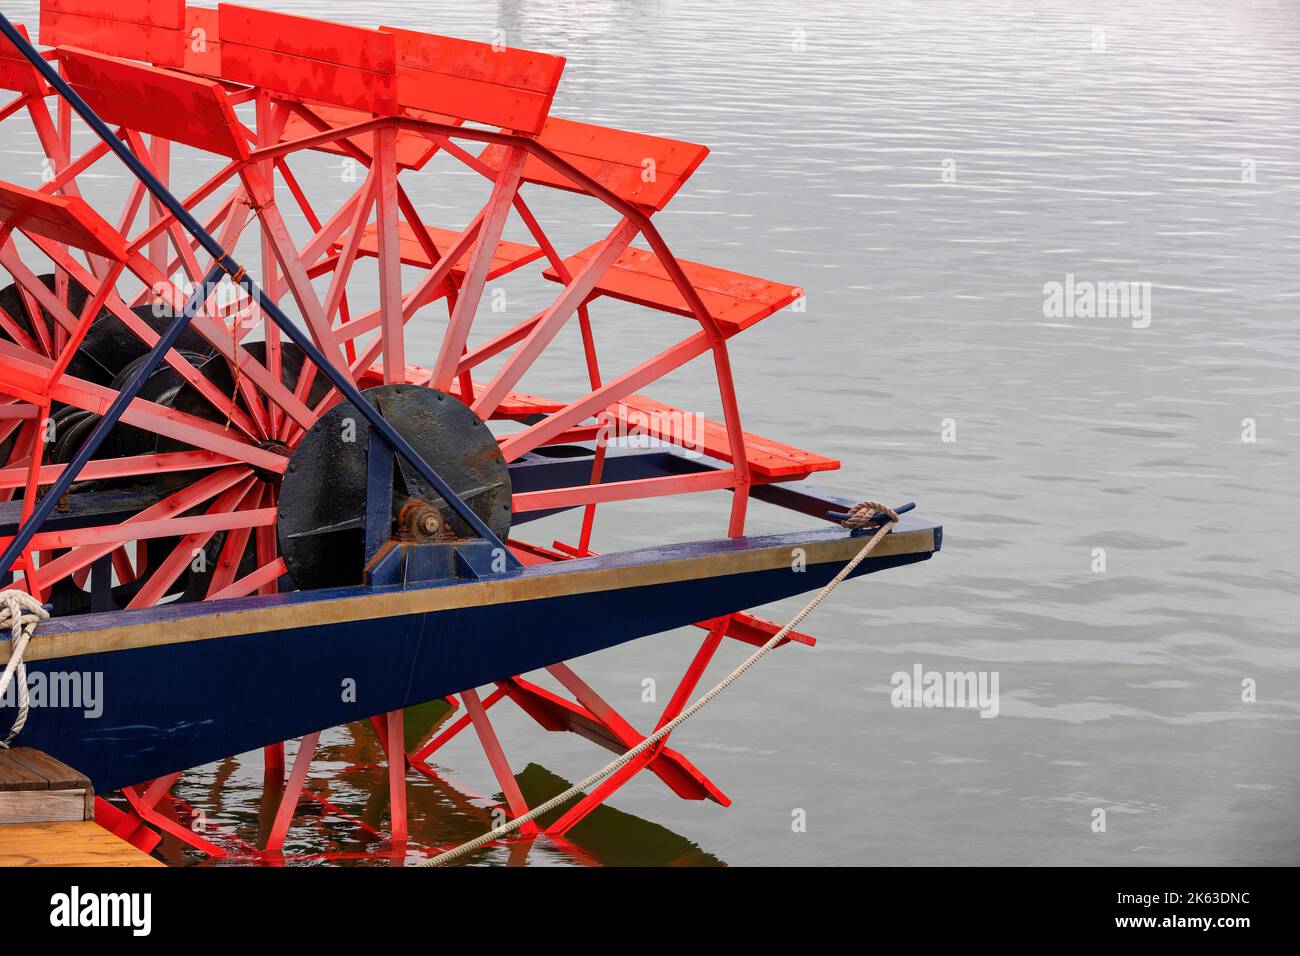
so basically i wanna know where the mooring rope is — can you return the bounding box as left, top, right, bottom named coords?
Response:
left=0, top=589, right=50, bottom=748
left=420, top=500, right=901, bottom=866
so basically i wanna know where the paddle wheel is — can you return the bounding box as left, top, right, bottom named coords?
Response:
left=0, top=0, right=941, bottom=863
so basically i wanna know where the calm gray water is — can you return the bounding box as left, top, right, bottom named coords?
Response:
left=5, top=0, right=1299, bottom=865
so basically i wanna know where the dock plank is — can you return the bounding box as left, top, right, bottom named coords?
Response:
left=0, top=750, right=47, bottom=790
left=0, top=821, right=163, bottom=867
left=0, top=790, right=87, bottom=823
left=0, top=747, right=95, bottom=821
left=3, top=748, right=85, bottom=789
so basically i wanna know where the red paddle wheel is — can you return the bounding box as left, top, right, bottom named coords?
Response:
left=0, top=1, right=873, bottom=863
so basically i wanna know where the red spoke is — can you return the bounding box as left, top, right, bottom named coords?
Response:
left=0, top=340, right=288, bottom=472
left=12, top=466, right=254, bottom=588
left=208, top=556, right=287, bottom=602
left=125, top=476, right=260, bottom=609
left=0, top=449, right=236, bottom=491
left=29, top=504, right=275, bottom=553
left=9, top=237, right=265, bottom=440
left=430, top=147, right=527, bottom=390
left=205, top=484, right=265, bottom=598
left=110, top=546, right=138, bottom=587
left=0, top=300, right=39, bottom=352
left=498, top=332, right=711, bottom=462
left=240, top=165, right=350, bottom=376
left=512, top=470, right=736, bottom=515
left=471, top=218, right=639, bottom=420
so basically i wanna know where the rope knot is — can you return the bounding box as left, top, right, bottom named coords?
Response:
left=0, top=588, right=50, bottom=749
left=841, top=500, right=900, bottom=530
left=219, top=258, right=249, bottom=284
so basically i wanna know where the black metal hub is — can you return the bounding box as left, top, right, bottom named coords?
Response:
left=277, top=384, right=512, bottom=590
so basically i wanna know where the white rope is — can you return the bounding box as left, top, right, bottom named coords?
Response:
left=0, top=589, right=50, bottom=749
left=421, top=501, right=901, bottom=866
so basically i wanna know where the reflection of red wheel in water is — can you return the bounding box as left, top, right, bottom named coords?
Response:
left=0, top=2, right=900, bottom=862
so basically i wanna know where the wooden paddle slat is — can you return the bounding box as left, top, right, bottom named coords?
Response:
left=59, top=46, right=248, bottom=159
left=543, top=243, right=802, bottom=336
left=354, top=363, right=565, bottom=418
left=43, top=0, right=184, bottom=31
left=381, top=26, right=564, bottom=134
left=349, top=220, right=543, bottom=279
left=607, top=393, right=840, bottom=479
left=183, top=5, right=221, bottom=77
left=480, top=116, right=709, bottom=210
left=0, top=24, right=49, bottom=96
left=217, top=4, right=398, bottom=114
left=0, top=180, right=130, bottom=259
left=278, top=104, right=457, bottom=171
left=40, top=0, right=187, bottom=68
left=448, top=381, right=564, bottom=418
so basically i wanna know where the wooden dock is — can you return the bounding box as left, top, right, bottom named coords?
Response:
left=0, top=747, right=161, bottom=867
left=0, top=821, right=164, bottom=866
left=0, top=747, right=93, bottom=823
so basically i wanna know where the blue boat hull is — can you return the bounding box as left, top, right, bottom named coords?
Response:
left=4, top=520, right=939, bottom=793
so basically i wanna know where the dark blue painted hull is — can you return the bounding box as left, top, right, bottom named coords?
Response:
left=5, top=521, right=939, bottom=792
